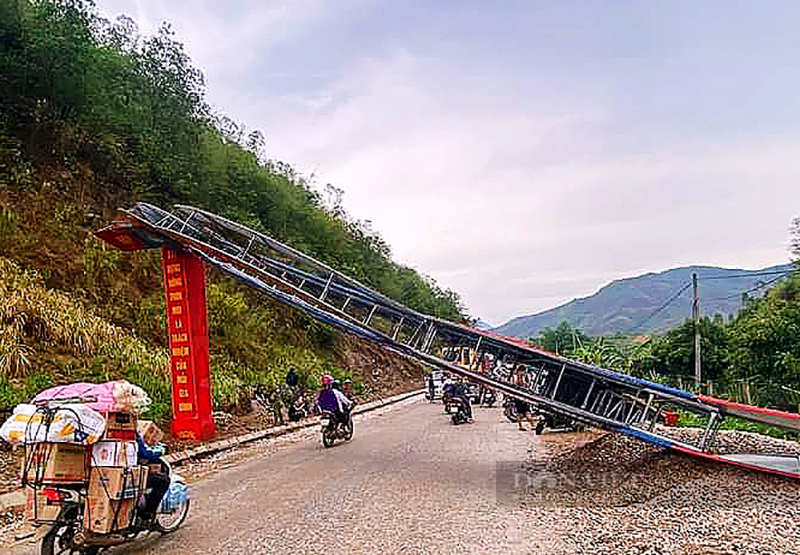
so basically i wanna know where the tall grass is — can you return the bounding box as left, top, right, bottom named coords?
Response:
left=0, top=257, right=168, bottom=379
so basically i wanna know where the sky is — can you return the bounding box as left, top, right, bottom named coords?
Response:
left=96, top=0, right=800, bottom=326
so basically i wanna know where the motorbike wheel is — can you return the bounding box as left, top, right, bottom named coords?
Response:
left=322, top=427, right=335, bottom=448
left=156, top=498, right=190, bottom=534
left=535, top=420, right=546, bottom=435
left=504, top=404, right=517, bottom=423
left=41, top=512, right=98, bottom=555
left=343, top=418, right=354, bottom=441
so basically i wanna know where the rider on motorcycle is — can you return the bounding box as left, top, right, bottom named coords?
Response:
left=451, top=379, right=474, bottom=422
left=342, top=379, right=356, bottom=403
left=316, top=374, right=353, bottom=425
left=136, top=432, right=170, bottom=523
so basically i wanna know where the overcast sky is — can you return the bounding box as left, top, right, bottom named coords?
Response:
left=97, top=0, right=800, bottom=326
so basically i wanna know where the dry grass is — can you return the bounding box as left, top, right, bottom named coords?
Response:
left=0, top=257, right=168, bottom=379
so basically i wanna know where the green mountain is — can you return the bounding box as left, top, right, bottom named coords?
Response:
left=494, top=264, right=794, bottom=338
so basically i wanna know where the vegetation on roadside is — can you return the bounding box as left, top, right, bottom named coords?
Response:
left=0, top=256, right=360, bottom=423
left=0, top=0, right=440, bottom=421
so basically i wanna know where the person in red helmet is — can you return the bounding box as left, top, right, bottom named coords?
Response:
left=315, top=374, right=353, bottom=425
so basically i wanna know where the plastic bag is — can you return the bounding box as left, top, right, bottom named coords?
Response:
left=0, top=403, right=106, bottom=445
left=159, top=481, right=190, bottom=513
left=112, top=381, right=151, bottom=415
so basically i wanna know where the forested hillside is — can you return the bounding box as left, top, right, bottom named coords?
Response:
left=0, top=0, right=466, bottom=419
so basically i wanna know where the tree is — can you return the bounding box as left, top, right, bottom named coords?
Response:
left=534, top=321, right=590, bottom=356
left=726, top=273, right=800, bottom=388
left=639, top=317, right=728, bottom=383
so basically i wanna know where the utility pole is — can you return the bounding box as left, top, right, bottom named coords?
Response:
left=692, top=273, right=702, bottom=387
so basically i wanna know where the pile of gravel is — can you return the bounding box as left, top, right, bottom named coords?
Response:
left=522, top=431, right=800, bottom=555
left=667, top=427, right=800, bottom=456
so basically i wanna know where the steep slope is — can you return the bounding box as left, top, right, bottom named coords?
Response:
left=495, top=264, right=794, bottom=338
left=0, top=1, right=433, bottom=424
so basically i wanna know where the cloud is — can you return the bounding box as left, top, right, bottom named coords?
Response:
left=95, top=1, right=800, bottom=326
left=256, top=56, right=800, bottom=324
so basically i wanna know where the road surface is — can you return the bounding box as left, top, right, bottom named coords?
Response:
left=11, top=399, right=563, bottom=554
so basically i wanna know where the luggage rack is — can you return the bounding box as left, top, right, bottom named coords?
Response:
left=94, top=203, right=800, bottom=479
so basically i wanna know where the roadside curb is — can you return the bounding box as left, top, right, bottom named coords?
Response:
left=0, top=389, right=423, bottom=512
left=164, top=388, right=424, bottom=465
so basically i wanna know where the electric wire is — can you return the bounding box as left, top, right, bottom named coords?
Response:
left=707, top=273, right=789, bottom=301
left=700, top=269, right=793, bottom=280
left=632, top=282, right=692, bottom=331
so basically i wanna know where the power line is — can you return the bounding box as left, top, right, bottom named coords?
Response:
left=707, top=273, right=788, bottom=302
left=633, top=282, right=692, bottom=331
left=701, top=269, right=794, bottom=281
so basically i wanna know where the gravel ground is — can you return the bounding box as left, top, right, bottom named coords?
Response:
left=520, top=431, right=800, bottom=555
left=0, top=445, right=22, bottom=496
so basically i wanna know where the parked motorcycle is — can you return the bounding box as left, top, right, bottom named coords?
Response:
left=37, top=460, right=189, bottom=555
left=288, top=394, right=310, bottom=422
left=533, top=408, right=584, bottom=435
left=466, top=383, right=482, bottom=404
left=320, top=410, right=353, bottom=448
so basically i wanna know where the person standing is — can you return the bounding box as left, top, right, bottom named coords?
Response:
left=286, top=366, right=299, bottom=390
left=512, top=366, right=537, bottom=431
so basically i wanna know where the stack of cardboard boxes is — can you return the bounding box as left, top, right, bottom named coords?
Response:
left=22, top=442, right=90, bottom=484
left=83, top=411, right=149, bottom=534
left=22, top=442, right=90, bottom=521
left=22, top=410, right=165, bottom=534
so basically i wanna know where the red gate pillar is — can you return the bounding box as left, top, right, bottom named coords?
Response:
left=161, top=247, right=215, bottom=441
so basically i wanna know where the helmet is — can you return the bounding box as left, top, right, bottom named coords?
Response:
left=322, top=374, right=333, bottom=386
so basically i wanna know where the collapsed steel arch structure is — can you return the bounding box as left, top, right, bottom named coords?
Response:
left=96, top=203, right=800, bottom=479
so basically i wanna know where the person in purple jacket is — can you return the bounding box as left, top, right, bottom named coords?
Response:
left=316, top=374, right=353, bottom=425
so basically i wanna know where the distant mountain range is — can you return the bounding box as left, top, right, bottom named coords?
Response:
left=493, top=264, right=794, bottom=338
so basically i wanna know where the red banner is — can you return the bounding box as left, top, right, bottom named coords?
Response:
left=161, top=247, right=215, bottom=441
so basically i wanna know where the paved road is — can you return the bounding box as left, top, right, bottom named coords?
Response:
left=12, top=399, right=561, bottom=554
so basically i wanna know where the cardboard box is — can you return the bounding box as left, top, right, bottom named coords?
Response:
left=84, top=466, right=148, bottom=534
left=103, top=412, right=137, bottom=441
left=84, top=495, right=135, bottom=534
left=136, top=420, right=163, bottom=446
left=25, top=488, right=61, bottom=521
left=91, top=441, right=137, bottom=468
left=20, top=443, right=89, bottom=485
left=106, top=412, right=137, bottom=431
left=88, top=466, right=148, bottom=500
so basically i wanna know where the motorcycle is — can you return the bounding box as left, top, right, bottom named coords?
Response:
left=466, top=383, right=482, bottom=404
left=288, top=395, right=310, bottom=422
left=36, top=460, right=189, bottom=555
left=533, top=408, right=584, bottom=435
left=447, top=396, right=470, bottom=425
left=320, top=409, right=353, bottom=448
left=480, top=387, right=497, bottom=407
left=503, top=395, right=518, bottom=423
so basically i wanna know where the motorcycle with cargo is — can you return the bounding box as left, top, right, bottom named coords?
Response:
left=1, top=381, right=190, bottom=554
